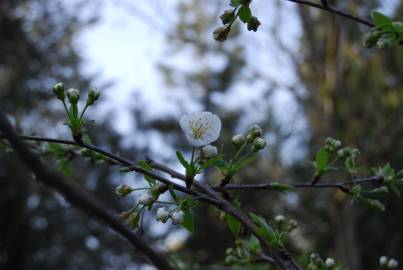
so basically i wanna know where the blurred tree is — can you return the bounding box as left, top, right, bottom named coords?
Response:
left=287, top=1, right=403, bottom=269
left=0, top=1, right=148, bottom=269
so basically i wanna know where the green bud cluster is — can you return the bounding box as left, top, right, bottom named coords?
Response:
left=214, top=1, right=260, bottom=42
left=324, top=137, right=342, bottom=153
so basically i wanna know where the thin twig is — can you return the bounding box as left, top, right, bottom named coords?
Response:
left=0, top=113, right=175, bottom=270
left=285, top=0, right=375, bottom=27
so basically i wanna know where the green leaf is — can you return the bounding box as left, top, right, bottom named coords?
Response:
left=249, top=213, right=275, bottom=242
left=388, top=182, right=400, bottom=197
left=168, top=184, right=179, bottom=203
left=137, top=160, right=156, bottom=185
left=202, top=156, right=227, bottom=170
left=183, top=210, right=194, bottom=232
left=226, top=213, right=241, bottom=236
left=371, top=11, right=392, bottom=27
left=176, top=151, right=189, bottom=169
left=239, top=5, right=252, bottom=23
left=315, top=148, right=329, bottom=173
left=270, top=182, right=292, bottom=194
left=234, top=155, right=257, bottom=171
left=358, top=196, right=385, bottom=211
left=230, top=0, right=242, bottom=8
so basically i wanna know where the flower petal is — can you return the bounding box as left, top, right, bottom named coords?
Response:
left=179, top=111, right=221, bottom=146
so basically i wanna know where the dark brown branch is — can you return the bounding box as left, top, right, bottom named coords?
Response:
left=0, top=113, right=175, bottom=270
left=213, top=175, right=384, bottom=193
left=0, top=134, right=301, bottom=269
left=285, top=0, right=375, bottom=27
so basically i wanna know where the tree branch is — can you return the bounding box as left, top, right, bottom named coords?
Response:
left=0, top=113, right=175, bottom=270
left=285, top=0, right=375, bottom=27
left=213, top=175, right=384, bottom=193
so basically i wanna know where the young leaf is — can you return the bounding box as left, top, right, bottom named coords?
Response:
left=371, top=11, right=392, bottom=27
left=315, top=148, right=329, bottom=173
left=183, top=210, right=194, bottom=232
left=226, top=213, right=241, bottom=236
left=239, top=5, right=252, bottom=23
left=270, top=182, right=292, bottom=194
left=137, top=160, right=156, bottom=185
left=202, top=156, right=227, bottom=170
left=234, top=155, right=256, bottom=171
left=230, top=0, right=242, bottom=8
left=168, top=184, right=179, bottom=203
left=176, top=151, right=189, bottom=169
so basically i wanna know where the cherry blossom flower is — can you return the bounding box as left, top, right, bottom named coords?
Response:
left=180, top=112, right=221, bottom=146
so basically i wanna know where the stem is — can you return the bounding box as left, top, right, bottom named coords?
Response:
left=78, top=104, right=89, bottom=123
left=155, top=201, right=177, bottom=205
left=62, top=100, right=71, bottom=121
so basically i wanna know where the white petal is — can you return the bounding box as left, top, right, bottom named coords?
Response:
left=179, top=111, right=221, bottom=146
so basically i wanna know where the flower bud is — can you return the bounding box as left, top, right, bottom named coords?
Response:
left=325, top=258, right=335, bottom=267
left=249, top=124, right=263, bottom=137
left=156, top=207, right=170, bottom=223
left=388, top=259, right=399, bottom=269
left=232, top=134, right=245, bottom=146
left=288, top=219, right=298, bottom=230
left=213, top=25, right=231, bottom=42
left=220, top=10, right=235, bottom=24
left=171, top=210, right=185, bottom=225
left=115, top=184, right=133, bottom=197
left=380, top=256, right=388, bottom=266
left=66, top=88, right=80, bottom=104
left=274, top=215, right=285, bottom=223
left=201, top=144, right=218, bottom=158
left=252, top=137, right=267, bottom=152
left=138, top=192, right=154, bottom=205
left=87, top=87, right=101, bottom=106
left=52, top=82, right=65, bottom=100
left=151, top=183, right=168, bottom=198
left=247, top=16, right=261, bottom=32
left=362, top=30, right=382, bottom=48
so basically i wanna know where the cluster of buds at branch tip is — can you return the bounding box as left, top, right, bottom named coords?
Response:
left=246, top=124, right=262, bottom=143
left=325, top=137, right=342, bottom=153
left=52, top=82, right=65, bottom=101
left=67, top=88, right=80, bottom=104
left=380, top=256, right=399, bottom=269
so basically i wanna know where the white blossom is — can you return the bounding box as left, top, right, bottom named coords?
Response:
left=171, top=210, right=185, bottom=225
left=138, top=192, right=154, bottom=205
left=388, top=259, right=399, bottom=269
left=380, top=256, right=388, bottom=266
left=180, top=112, right=221, bottom=146
left=201, top=145, right=218, bottom=158
left=325, top=258, right=335, bottom=267
left=274, top=215, right=285, bottom=223
left=156, top=207, right=170, bottom=223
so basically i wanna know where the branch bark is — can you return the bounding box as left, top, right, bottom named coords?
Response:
left=0, top=112, right=175, bottom=270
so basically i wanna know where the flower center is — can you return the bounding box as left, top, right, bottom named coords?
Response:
left=189, top=121, right=207, bottom=139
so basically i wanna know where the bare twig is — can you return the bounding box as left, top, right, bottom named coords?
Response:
left=213, top=175, right=384, bottom=193
left=0, top=113, right=175, bottom=270
left=285, top=0, right=375, bottom=27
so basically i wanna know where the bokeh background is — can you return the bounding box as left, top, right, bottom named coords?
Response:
left=1, top=0, right=402, bottom=269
